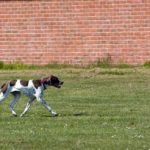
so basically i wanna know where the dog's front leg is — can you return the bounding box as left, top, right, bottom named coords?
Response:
left=36, top=96, right=58, bottom=117
left=34, top=87, right=58, bottom=116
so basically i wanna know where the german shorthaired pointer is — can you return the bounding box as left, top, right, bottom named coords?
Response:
left=0, top=75, right=63, bottom=117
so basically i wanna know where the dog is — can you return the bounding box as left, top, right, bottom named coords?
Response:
left=0, top=75, right=63, bottom=117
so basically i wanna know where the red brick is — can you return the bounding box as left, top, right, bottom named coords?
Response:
left=0, top=0, right=149, bottom=65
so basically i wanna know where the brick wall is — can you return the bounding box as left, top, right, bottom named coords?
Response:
left=0, top=0, right=149, bottom=65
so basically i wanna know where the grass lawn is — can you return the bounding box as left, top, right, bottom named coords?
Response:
left=0, top=67, right=150, bottom=150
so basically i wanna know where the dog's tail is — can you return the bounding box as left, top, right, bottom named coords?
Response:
left=0, top=83, right=8, bottom=94
left=0, top=83, right=5, bottom=92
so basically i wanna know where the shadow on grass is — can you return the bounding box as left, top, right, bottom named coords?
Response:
left=41, top=112, right=88, bottom=118
left=3, top=112, right=89, bottom=118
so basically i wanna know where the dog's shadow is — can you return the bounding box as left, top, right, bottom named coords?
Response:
left=41, top=112, right=87, bottom=118
left=9, top=112, right=89, bottom=118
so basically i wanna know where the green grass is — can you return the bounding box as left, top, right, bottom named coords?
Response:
left=97, top=71, right=134, bottom=75
left=0, top=68, right=150, bottom=150
left=0, top=61, right=141, bottom=70
left=144, top=62, right=150, bottom=68
left=0, top=61, right=81, bottom=70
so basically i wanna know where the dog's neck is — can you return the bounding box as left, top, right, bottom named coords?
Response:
left=40, top=80, right=48, bottom=90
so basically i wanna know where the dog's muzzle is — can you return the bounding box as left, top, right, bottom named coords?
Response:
left=56, top=81, right=64, bottom=88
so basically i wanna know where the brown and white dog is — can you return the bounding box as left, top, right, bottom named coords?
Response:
left=0, top=75, right=64, bottom=117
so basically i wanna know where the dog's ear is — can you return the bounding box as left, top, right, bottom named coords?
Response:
left=48, top=75, right=53, bottom=82
left=42, top=76, right=52, bottom=85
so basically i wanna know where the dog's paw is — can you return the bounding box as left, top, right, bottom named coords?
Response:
left=20, top=113, right=24, bottom=117
left=51, top=111, right=58, bottom=117
left=12, top=112, right=17, bottom=117
left=12, top=114, right=17, bottom=117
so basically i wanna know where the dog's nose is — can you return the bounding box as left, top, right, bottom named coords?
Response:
left=61, top=81, right=64, bottom=85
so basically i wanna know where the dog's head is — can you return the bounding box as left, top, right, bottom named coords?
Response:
left=43, top=75, right=64, bottom=88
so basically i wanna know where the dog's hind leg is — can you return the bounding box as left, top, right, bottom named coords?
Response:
left=20, top=97, right=35, bottom=117
left=10, top=91, right=21, bottom=116
left=0, top=83, right=10, bottom=104
left=0, top=92, right=7, bottom=104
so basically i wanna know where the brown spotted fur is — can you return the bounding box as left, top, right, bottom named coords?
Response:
left=32, top=80, right=42, bottom=89
left=20, top=80, right=29, bottom=86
